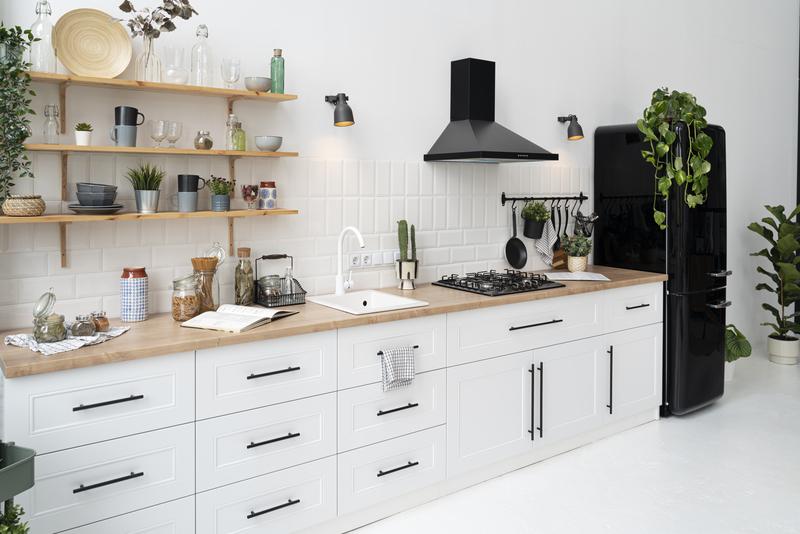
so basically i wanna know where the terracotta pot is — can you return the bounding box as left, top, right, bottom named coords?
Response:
left=767, top=336, right=799, bottom=365
left=567, top=255, right=588, bottom=272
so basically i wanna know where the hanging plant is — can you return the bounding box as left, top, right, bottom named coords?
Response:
left=637, top=88, right=714, bottom=229
left=0, top=25, right=37, bottom=207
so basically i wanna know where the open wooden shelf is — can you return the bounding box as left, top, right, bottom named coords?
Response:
left=0, top=208, right=299, bottom=225
left=25, top=144, right=298, bottom=158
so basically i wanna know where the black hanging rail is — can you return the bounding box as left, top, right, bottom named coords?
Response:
left=501, top=192, right=588, bottom=206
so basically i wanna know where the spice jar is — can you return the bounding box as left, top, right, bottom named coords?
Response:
left=71, top=314, right=97, bottom=337
left=172, top=274, right=200, bottom=321
left=234, top=247, right=254, bottom=306
left=32, top=288, right=67, bottom=343
left=194, top=130, right=213, bottom=150
left=91, top=311, right=109, bottom=332
left=258, top=275, right=282, bottom=298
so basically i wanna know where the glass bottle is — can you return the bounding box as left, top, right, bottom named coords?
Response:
left=233, top=122, right=246, bottom=151
left=190, top=24, right=212, bottom=87
left=43, top=104, right=59, bottom=144
left=270, top=49, right=284, bottom=94
left=30, top=0, right=56, bottom=73
left=172, top=274, right=200, bottom=321
left=234, top=247, right=254, bottom=306
left=194, top=269, right=219, bottom=312
left=225, top=113, right=239, bottom=150
left=135, top=35, right=162, bottom=82
left=70, top=314, right=96, bottom=337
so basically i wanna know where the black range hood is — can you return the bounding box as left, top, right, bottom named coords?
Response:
left=424, top=58, right=558, bottom=163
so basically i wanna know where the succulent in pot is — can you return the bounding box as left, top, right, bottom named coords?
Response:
left=396, top=219, right=418, bottom=289
left=126, top=163, right=164, bottom=213
left=74, top=122, right=93, bottom=146
left=521, top=200, right=550, bottom=239
left=561, top=234, right=592, bottom=272
left=748, top=204, right=800, bottom=364
left=208, top=174, right=235, bottom=211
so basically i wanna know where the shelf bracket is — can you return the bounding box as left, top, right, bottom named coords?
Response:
left=226, top=97, right=241, bottom=115
left=61, top=153, right=68, bottom=201
left=228, top=156, right=240, bottom=181
left=59, top=222, right=69, bottom=268
left=228, top=217, right=236, bottom=256
left=59, top=81, right=68, bottom=134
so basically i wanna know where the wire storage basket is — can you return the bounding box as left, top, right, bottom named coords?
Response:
left=255, top=254, right=306, bottom=307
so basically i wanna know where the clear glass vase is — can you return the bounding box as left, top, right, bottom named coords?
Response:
left=135, top=36, right=162, bottom=82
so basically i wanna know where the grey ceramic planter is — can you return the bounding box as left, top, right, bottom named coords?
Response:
left=134, top=190, right=160, bottom=213
left=211, top=194, right=230, bottom=212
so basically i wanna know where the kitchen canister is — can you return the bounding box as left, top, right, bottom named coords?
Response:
left=257, top=180, right=277, bottom=209
left=120, top=267, right=148, bottom=322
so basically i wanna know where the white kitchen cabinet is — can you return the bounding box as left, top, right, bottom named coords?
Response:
left=532, top=337, right=606, bottom=445
left=446, top=351, right=533, bottom=477
left=603, top=324, right=663, bottom=420
left=60, top=496, right=195, bottom=533
left=602, top=283, right=663, bottom=333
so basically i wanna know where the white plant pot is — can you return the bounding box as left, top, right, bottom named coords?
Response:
left=767, top=336, right=800, bottom=365
left=74, top=130, right=92, bottom=146
left=396, top=260, right=418, bottom=290
left=724, top=361, right=735, bottom=381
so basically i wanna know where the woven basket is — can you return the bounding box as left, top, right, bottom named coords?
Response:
left=567, top=255, right=588, bottom=273
left=2, top=195, right=46, bottom=217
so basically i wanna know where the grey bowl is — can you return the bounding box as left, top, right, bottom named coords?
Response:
left=245, top=77, right=271, bottom=92
left=76, top=190, right=118, bottom=206
left=254, top=135, right=283, bottom=152
left=76, top=182, right=117, bottom=193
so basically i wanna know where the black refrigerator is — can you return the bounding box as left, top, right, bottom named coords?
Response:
left=594, top=124, right=729, bottom=415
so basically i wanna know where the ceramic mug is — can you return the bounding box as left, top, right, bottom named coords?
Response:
left=115, top=106, right=145, bottom=126
left=177, top=174, right=207, bottom=192
left=171, top=191, right=198, bottom=212
left=110, top=125, right=137, bottom=147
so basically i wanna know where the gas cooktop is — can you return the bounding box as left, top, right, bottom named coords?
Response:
left=432, top=270, right=565, bottom=297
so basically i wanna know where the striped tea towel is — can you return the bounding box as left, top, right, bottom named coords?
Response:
left=535, top=219, right=558, bottom=266
left=5, top=326, right=130, bottom=356
left=380, top=346, right=416, bottom=391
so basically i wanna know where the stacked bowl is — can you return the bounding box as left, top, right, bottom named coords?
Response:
left=69, top=183, right=123, bottom=214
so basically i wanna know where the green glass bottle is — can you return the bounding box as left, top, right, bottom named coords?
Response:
left=270, top=49, right=284, bottom=94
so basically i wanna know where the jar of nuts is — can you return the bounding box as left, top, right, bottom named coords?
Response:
left=172, top=274, right=200, bottom=322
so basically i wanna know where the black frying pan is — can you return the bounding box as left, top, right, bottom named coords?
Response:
left=505, top=204, right=527, bottom=269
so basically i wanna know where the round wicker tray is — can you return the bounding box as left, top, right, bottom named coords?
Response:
left=2, top=195, right=46, bottom=217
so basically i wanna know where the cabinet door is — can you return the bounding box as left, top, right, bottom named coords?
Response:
left=604, top=324, right=663, bottom=420
left=533, top=338, right=605, bottom=445
left=446, top=351, right=534, bottom=477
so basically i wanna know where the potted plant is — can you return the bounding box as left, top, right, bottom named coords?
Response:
left=724, top=324, right=752, bottom=380
left=0, top=25, right=36, bottom=214
left=126, top=163, right=164, bottom=214
left=638, top=88, right=714, bottom=229
left=0, top=503, right=29, bottom=533
left=748, top=204, right=800, bottom=364
left=208, top=174, right=235, bottom=211
left=521, top=200, right=549, bottom=239
left=396, top=219, right=418, bottom=290
left=74, top=122, right=93, bottom=146
left=562, top=234, right=592, bottom=272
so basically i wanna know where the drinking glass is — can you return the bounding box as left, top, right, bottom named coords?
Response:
left=166, top=121, right=183, bottom=148
left=150, top=120, right=167, bottom=147
left=220, top=57, right=241, bottom=89
left=241, top=184, right=258, bottom=209
left=163, top=46, right=189, bottom=84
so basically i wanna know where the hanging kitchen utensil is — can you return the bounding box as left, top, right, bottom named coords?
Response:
left=553, top=199, right=562, bottom=251
left=563, top=199, right=571, bottom=236
left=505, top=204, right=527, bottom=269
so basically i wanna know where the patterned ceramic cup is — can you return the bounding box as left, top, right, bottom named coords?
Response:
left=258, top=181, right=277, bottom=210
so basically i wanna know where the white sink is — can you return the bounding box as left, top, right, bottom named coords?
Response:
left=308, top=290, right=429, bottom=315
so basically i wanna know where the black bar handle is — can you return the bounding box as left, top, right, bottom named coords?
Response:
left=377, top=345, right=419, bottom=356
left=261, top=254, right=289, bottom=260
left=247, top=366, right=301, bottom=380
left=377, top=402, right=419, bottom=417
left=536, top=362, right=544, bottom=438
left=377, top=461, right=419, bottom=478
left=606, top=346, right=614, bottom=414
left=73, top=471, right=144, bottom=494
left=247, top=499, right=300, bottom=519
left=707, top=270, right=733, bottom=278
left=707, top=300, right=732, bottom=309
left=528, top=364, right=535, bottom=441
left=509, top=319, right=563, bottom=332
left=73, top=394, right=144, bottom=412
left=625, top=303, right=650, bottom=311
left=247, top=432, right=301, bottom=449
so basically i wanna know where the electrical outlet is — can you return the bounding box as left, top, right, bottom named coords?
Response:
left=349, top=254, right=361, bottom=268
left=361, top=253, right=372, bottom=267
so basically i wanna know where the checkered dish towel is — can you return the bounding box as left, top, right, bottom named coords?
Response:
left=380, top=346, right=416, bottom=391
left=535, top=219, right=558, bottom=266
left=5, top=327, right=130, bottom=356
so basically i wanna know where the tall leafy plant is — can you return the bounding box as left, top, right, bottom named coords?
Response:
left=748, top=204, right=800, bottom=340
left=637, top=88, right=714, bottom=229
left=0, top=25, right=36, bottom=206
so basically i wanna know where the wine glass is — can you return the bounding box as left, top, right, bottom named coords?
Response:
left=220, top=58, right=241, bottom=89
left=150, top=120, right=167, bottom=147
left=241, top=184, right=258, bottom=209
left=166, top=121, right=183, bottom=148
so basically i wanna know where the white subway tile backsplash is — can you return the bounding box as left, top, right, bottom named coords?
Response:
left=375, top=160, right=391, bottom=197
left=438, top=230, right=462, bottom=247
left=359, top=160, right=376, bottom=197
left=451, top=246, right=476, bottom=263
left=75, top=272, right=119, bottom=298
left=102, top=246, right=152, bottom=272
left=390, top=161, right=405, bottom=196
left=343, top=160, right=359, bottom=196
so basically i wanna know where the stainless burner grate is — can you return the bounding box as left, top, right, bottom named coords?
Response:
left=433, top=269, right=565, bottom=296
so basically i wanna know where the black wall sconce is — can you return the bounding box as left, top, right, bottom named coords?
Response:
left=325, top=93, right=354, bottom=127
left=557, top=114, right=584, bottom=140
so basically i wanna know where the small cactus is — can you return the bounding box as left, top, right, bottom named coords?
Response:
left=410, top=224, right=417, bottom=261
left=397, top=220, right=409, bottom=261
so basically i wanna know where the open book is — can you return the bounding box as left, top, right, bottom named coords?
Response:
left=180, top=304, right=298, bottom=333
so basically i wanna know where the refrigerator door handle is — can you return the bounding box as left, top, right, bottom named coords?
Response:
left=707, top=270, right=733, bottom=278
left=707, top=300, right=732, bottom=309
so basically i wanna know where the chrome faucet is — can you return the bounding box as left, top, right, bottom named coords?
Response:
left=336, top=226, right=365, bottom=296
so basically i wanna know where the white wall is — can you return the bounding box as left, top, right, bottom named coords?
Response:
left=0, top=0, right=796, bottom=340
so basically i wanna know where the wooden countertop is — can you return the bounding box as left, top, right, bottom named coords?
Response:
left=0, top=266, right=666, bottom=378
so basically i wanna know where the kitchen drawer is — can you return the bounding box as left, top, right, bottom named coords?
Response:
left=196, top=393, right=336, bottom=491
left=447, top=292, right=602, bottom=365
left=337, top=425, right=446, bottom=516
left=3, top=352, right=194, bottom=454
left=19, top=424, right=194, bottom=534
left=338, top=369, right=446, bottom=452
left=196, top=331, right=337, bottom=419
left=196, top=456, right=336, bottom=534
left=60, top=496, right=195, bottom=533
left=338, top=314, right=446, bottom=389
left=602, top=283, right=663, bottom=332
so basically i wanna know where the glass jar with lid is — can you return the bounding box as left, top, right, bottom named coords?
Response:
left=91, top=311, right=109, bottom=332
left=234, top=247, right=254, bottom=306
left=258, top=274, right=282, bottom=299
left=32, top=288, right=66, bottom=343
left=172, top=274, right=200, bottom=321
left=71, top=315, right=96, bottom=337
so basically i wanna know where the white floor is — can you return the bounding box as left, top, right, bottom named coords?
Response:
left=356, top=354, right=800, bottom=534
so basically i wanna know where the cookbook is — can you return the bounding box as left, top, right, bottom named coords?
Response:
left=180, top=304, right=297, bottom=333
